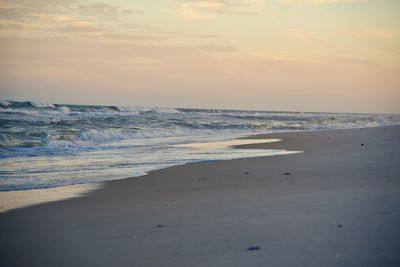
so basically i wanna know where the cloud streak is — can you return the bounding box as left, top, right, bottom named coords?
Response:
left=78, top=2, right=144, bottom=18
left=344, top=28, right=400, bottom=39
left=177, top=0, right=261, bottom=20
left=281, top=0, right=367, bottom=6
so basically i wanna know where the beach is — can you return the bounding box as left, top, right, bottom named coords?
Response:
left=0, top=126, right=399, bottom=266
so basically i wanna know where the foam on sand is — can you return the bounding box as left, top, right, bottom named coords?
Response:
left=175, top=138, right=281, bottom=150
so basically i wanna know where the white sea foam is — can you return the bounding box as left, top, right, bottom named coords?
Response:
left=116, top=105, right=180, bottom=114
left=0, top=100, right=10, bottom=107
left=175, top=139, right=282, bottom=150
left=0, top=107, right=40, bottom=116
left=42, top=129, right=187, bottom=150
left=30, top=101, right=56, bottom=108
left=58, top=106, right=70, bottom=114
left=80, top=129, right=128, bottom=143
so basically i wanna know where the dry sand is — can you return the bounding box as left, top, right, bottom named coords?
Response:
left=0, top=126, right=399, bottom=267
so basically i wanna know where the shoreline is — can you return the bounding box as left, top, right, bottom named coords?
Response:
left=0, top=125, right=395, bottom=213
left=0, top=138, right=299, bottom=213
left=1, top=126, right=399, bottom=266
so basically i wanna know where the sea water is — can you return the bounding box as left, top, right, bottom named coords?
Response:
left=1, top=100, right=399, bottom=191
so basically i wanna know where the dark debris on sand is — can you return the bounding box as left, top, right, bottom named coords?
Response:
left=247, top=246, right=261, bottom=251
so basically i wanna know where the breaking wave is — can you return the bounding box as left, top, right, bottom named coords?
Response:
left=1, top=100, right=399, bottom=151
left=1, top=99, right=399, bottom=191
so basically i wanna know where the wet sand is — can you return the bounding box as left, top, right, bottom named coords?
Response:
left=0, top=126, right=399, bottom=267
left=0, top=184, right=100, bottom=213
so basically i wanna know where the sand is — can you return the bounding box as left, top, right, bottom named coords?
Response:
left=0, top=126, right=399, bottom=267
left=0, top=184, right=100, bottom=213
left=0, top=138, right=299, bottom=213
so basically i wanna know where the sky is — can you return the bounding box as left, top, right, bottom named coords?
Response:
left=0, top=0, right=399, bottom=113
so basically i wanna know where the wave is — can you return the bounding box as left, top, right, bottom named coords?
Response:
left=1, top=99, right=400, bottom=153
left=115, top=105, right=180, bottom=114
left=0, top=100, right=181, bottom=115
left=0, top=100, right=11, bottom=107
left=58, top=106, right=71, bottom=114
left=30, top=101, right=56, bottom=108
left=0, top=100, right=56, bottom=109
left=0, top=107, right=42, bottom=117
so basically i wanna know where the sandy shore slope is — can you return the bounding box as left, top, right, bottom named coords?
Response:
left=0, top=184, right=100, bottom=213
left=0, top=126, right=399, bottom=267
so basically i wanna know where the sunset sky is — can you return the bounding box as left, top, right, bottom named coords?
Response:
left=0, top=0, right=399, bottom=113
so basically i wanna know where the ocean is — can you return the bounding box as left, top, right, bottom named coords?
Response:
left=1, top=100, right=399, bottom=191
